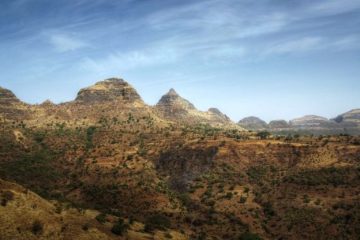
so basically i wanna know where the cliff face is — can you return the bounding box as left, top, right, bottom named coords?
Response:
left=155, top=89, right=238, bottom=128
left=75, top=78, right=143, bottom=103
left=333, top=109, right=360, bottom=125
left=268, top=120, right=290, bottom=129
left=0, top=87, right=29, bottom=120
left=238, top=116, right=268, bottom=130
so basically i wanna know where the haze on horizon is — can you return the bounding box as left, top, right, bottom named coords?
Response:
left=0, top=0, right=359, bottom=122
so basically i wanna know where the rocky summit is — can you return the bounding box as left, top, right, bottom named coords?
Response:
left=0, top=87, right=20, bottom=105
left=333, top=109, right=360, bottom=125
left=155, top=88, right=237, bottom=128
left=0, top=87, right=29, bottom=120
left=238, top=116, right=268, bottom=130
left=75, top=78, right=142, bottom=103
left=268, top=120, right=290, bottom=129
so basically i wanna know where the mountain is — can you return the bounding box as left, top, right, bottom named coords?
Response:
left=290, top=115, right=338, bottom=129
left=0, top=87, right=29, bottom=120
left=0, top=79, right=241, bottom=129
left=268, top=120, right=290, bottom=129
left=333, top=109, right=360, bottom=125
left=75, top=78, right=143, bottom=104
left=1, top=77, right=360, bottom=239
left=238, top=116, right=268, bottom=130
left=155, top=88, right=238, bottom=128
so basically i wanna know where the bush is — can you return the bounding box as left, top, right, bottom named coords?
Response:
left=31, top=220, right=43, bottom=235
left=1, top=190, right=14, bottom=206
left=111, top=219, right=129, bottom=236
left=95, top=213, right=106, bottom=224
left=239, top=196, right=247, bottom=204
left=82, top=223, right=90, bottom=231
left=239, top=232, right=262, bottom=240
left=144, top=214, right=171, bottom=232
left=257, top=131, right=270, bottom=140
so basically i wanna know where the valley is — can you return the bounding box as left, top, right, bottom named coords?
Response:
left=1, top=78, right=360, bottom=239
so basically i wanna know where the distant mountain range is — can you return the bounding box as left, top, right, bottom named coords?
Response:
left=238, top=111, right=360, bottom=135
left=1, top=78, right=359, bottom=135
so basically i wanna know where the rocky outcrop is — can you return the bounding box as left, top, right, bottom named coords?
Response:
left=268, top=120, right=290, bottom=129
left=155, top=89, right=238, bottom=128
left=207, top=108, right=231, bottom=123
left=333, top=109, right=360, bottom=125
left=238, top=116, right=268, bottom=130
left=0, top=87, right=29, bottom=120
left=0, top=87, right=20, bottom=105
left=290, top=115, right=337, bottom=129
left=155, top=88, right=196, bottom=119
left=75, top=78, right=142, bottom=103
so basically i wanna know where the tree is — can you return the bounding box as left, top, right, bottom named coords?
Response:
left=144, top=214, right=171, bottom=232
left=257, top=131, right=270, bottom=140
left=239, top=232, right=262, bottom=240
left=111, top=219, right=129, bottom=236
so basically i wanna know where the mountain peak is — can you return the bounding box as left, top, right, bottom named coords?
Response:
left=0, top=86, right=20, bottom=104
left=238, top=116, right=268, bottom=130
left=75, top=78, right=142, bottom=103
left=156, top=89, right=195, bottom=110
left=167, top=88, right=178, bottom=96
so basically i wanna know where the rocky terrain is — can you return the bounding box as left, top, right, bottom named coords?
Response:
left=155, top=88, right=236, bottom=128
left=1, top=77, right=360, bottom=240
left=238, top=117, right=268, bottom=131
left=239, top=112, right=360, bottom=135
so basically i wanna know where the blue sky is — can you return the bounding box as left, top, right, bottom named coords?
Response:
left=0, top=0, right=360, bottom=122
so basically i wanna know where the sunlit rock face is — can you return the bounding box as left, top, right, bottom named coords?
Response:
left=75, top=78, right=142, bottom=103
left=238, top=116, right=268, bottom=130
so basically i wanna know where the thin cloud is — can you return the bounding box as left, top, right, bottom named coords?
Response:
left=263, top=35, right=360, bottom=57
left=80, top=47, right=179, bottom=74
left=49, top=33, right=88, bottom=52
left=265, top=37, right=323, bottom=55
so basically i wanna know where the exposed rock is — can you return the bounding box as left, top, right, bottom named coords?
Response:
left=75, top=78, right=142, bottom=103
left=290, top=115, right=334, bottom=129
left=155, top=89, right=238, bottom=128
left=268, top=120, right=290, bottom=129
left=333, top=109, right=360, bottom=124
left=207, top=108, right=231, bottom=122
left=238, top=116, right=268, bottom=130
left=0, top=87, right=20, bottom=105
left=40, top=99, right=55, bottom=107
left=0, top=87, right=29, bottom=120
left=155, top=88, right=196, bottom=119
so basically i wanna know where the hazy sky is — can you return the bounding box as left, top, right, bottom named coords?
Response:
left=1, top=0, right=360, bottom=122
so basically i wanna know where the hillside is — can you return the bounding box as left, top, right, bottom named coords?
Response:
left=155, top=88, right=238, bottom=128
left=0, top=179, right=187, bottom=240
left=1, top=78, right=360, bottom=239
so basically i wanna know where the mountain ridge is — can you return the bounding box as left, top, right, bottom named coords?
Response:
left=1, top=77, right=360, bottom=134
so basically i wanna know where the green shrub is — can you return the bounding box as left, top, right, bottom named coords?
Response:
left=31, top=220, right=43, bottom=235
left=95, top=213, right=106, bottom=224
left=111, top=219, right=128, bottom=236
left=257, top=131, right=270, bottom=140
left=1, top=190, right=14, bottom=206
left=239, top=196, right=247, bottom=204
left=239, top=232, right=262, bottom=240
left=144, top=214, right=171, bottom=232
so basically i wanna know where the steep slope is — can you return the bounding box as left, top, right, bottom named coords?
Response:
left=155, top=89, right=238, bottom=128
left=268, top=120, right=290, bottom=130
left=0, top=178, right=115, bottom=240
left=0, top=87, right=30, bottom=120
left=75, top=78, right=142, bottom=104
left=0, top=78, right=165, bottom=128
left=238, top=116, right=268, bottom=130
left=333, top=109, right=360, bottom=125
left=0, top=179, right=188, bottom=240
